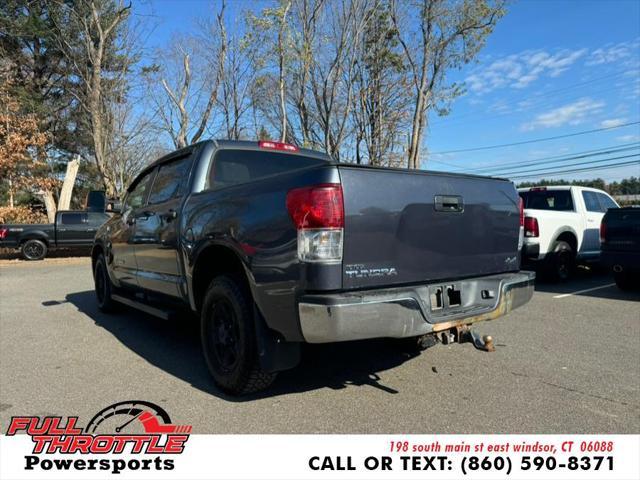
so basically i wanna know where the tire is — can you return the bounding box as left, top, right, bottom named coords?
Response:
left=21, top=239, right=47, bottom=261
left=94, top=254, right=116, bottom=312
left=545, top=240, right=574, bottom=282
left=200, top=275, right=276, bottom=395
left=614, top=271, right=636, bottom=291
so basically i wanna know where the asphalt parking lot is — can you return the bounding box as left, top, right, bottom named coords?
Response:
left=0, top=259, right=638, bottom=434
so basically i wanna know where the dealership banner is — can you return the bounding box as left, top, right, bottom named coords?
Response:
left=1, top=431, right=639, bottom=479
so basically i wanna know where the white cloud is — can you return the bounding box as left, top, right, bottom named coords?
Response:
left=521, top=98, right=605, bottom=131
left=616, top=134, right=640, bottom=142
left=600, top=118, right=627, bottom=128
left=465, top=39, right=640, bottom=96
left=465, top=48, right=587, bottom=94
left=586, top=39, right=640, bottom=66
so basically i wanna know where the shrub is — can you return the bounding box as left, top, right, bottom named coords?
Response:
left=0, top=206, right=48, bottom=224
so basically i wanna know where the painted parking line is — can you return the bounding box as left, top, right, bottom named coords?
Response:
left=553, top=283, right=616, bottom=299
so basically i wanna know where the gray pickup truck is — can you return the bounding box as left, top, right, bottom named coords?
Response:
left=92, top=140, right=534, bottom=394
left=0, top=211, right=110, bottom=260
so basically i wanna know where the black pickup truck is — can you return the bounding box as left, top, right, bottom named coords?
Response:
left=0, top=211, right=110, bottom=260
left=92, top=139, right=535, bottom=394
left=600, top=207, right=639, bottom=290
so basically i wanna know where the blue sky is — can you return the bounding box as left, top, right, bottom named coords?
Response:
left=426, top=0, right=640, bottom=182
left=134, top=0, right=640, bottom=182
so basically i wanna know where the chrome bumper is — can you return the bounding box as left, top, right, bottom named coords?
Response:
left=298, top=271, right=535, bottom=343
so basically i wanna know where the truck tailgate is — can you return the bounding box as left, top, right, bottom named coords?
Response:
left=339, top=166, right=521, bottom=289
left=603, top=208, right=640, bottom=252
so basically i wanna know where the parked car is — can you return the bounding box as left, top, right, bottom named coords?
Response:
left=0, top=211, right=111, bottom=260
left=518, top=186, right=619, bottom=281
left=92, top=139, right=535, bottom=395
left=600, top=206, right=640, bottom=290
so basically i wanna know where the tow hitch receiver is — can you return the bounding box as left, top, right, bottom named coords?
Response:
left=439, top=326, right=495, bottom=352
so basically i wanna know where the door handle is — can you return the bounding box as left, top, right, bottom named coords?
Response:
left=434, top=195, right=464, bottom=212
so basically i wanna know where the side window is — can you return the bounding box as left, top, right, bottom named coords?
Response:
left=60, top=213, right=85, bottom=225
left=126, top=170, right=155, bottom=210
left=582, top=191, right=601, bottom=212
left=596, top=193, right=618, bottom=212
left=148, top=156, right=193, bottom=204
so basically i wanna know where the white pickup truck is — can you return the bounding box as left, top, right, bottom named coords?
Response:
left=518, top=186, right=619, bottom=281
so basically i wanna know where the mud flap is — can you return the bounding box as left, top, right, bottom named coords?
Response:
left=253, top=305, right=301, bottom=373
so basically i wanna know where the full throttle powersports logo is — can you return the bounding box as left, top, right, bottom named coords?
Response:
left=6, top=400, right=192, bottom=474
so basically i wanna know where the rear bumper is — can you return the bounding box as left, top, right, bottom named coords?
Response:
left=298, top=271, right=535, bottom=343
left=0, top=240, right=20, bottom=249
left=521, top=241, right=541, bottom=261
left=601, top=250, right=640, bottom=272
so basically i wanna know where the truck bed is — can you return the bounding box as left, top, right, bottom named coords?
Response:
left=0, top=223, right=54, bottom=248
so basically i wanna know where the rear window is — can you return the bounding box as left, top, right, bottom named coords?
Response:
left=519, top=190, right=574, bottom=211
left=207, top=149, right=324, bottom=189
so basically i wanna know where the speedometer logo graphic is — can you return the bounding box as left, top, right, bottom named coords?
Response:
left=84, top=400, right=192, bottom=435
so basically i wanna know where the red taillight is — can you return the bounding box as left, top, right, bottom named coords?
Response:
left=600, top=221, right=606, bottom=244
left=286, top=184, right=344, bottom=229
left=519, top=197, right=524, bottom=227
left=524, top=216, right=539, bottom=237
left=258, top=140, right=298, bottom=152
left=0, top=228, right=7, bottom=239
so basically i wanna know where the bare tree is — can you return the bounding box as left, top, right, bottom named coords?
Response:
left=218, top=21, right=260, bottom=140
left=304, top=0, right=376, bottom=159
left=391, top=0, right=505, bottom=168
left=247, top=0, right=296, bottom=142
left=249, top=0, right=375, bottom=156
left=90, top=0, right=504, bottom=175
left=50, top=0, right=137, bottom=196
left=149, top=1, right=227, bottom=149
left=106, top=99, right=157, bottom=194
left=288, top=0, right=325, bottom=148
left=277, top=2, right=293, bottom=142
left=352, top=1, right=410, bottom=165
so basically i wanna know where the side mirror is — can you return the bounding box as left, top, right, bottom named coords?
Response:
left=107, top=202, right=122, bottom=214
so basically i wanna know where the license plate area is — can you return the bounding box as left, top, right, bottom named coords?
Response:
left=429, top=284, right=462, bottom=309
left=427, top=279, right=500, bottom=322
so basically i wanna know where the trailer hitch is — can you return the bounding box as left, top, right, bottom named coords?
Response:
left=439, top=326, right=495, bottom=352
left=459, top=325, right=495, bottom=352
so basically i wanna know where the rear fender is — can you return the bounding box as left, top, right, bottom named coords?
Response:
left=19, top=231, right=51, bottom=246
left=551, top=226, right=579, bottom=252
left=186, top=237, right=255, bottom=311
left=189, top=238, right=300, bottom=372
